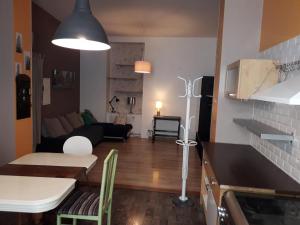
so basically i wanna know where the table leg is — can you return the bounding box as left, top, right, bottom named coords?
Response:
left=17, top=213, right=22, bottom=225
left=17, top=213, right=31, bottom=225
left=152, top=118, right=156, bottom=143
left=32, top=213, right=43, bottom=225
left=177, top=119, right=181, bottom=140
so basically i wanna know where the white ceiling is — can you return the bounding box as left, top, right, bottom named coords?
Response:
left=33, top=0, right=219, bottom=37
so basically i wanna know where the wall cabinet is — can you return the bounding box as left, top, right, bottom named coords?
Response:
left=225, top=59, right=278, bottom=100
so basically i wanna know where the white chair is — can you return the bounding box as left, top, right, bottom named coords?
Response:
left=63, top=136, right=93, bottom=155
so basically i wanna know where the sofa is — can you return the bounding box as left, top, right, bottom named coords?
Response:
left=36, top=124, right=104, bottom=153
left=36, top=110, right=132, bottom=153
left=98, top=122, right=132, bottom=140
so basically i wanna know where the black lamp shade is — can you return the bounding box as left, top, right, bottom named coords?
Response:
left=52, top=0, right=110, bottom=51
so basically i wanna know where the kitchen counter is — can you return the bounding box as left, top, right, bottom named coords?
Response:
left=202, top=142, right=300, bottom=194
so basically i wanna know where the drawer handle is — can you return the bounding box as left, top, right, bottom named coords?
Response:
left=204, top=160, right=208, bottom=165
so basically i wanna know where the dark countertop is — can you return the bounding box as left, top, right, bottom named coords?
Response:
left=202, top=142, right=300, bottom=194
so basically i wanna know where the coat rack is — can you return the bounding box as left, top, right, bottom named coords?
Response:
left=174, top=76, right=203, bottom=206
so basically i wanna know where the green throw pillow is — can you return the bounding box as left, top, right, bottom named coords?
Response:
left=81, top=110, right=97, bottom=125
left=84, top=109, right=97, bottom=123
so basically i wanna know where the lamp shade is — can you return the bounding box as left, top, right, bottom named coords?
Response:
left=134, top=61, right=151, bottom=74
left=52, top=0, right=110, bottom=51
left=155, top=101, right=162, bottom=109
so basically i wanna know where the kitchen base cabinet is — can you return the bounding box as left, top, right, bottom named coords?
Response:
left=200, top=142, right=300, bottom=225
left=200, top=155, right=221, bottom=225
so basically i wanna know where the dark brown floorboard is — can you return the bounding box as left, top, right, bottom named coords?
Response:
left=88, top=138, right=202, bottom=193
left=0, top=188, right=205, bottom=225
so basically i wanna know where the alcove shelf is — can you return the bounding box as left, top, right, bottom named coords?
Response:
left=233, top=118, right=294, bottom=142
left=115, top=63, right=134, bottom=67
left=115, top=90, right=143, bottom=94
left=108, top=76, right=138, bottom=80
left=107, top=42, right=145, bottom=115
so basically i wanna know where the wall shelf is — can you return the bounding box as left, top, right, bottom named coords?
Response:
left=233, top=118, right=293, bottom=142
left=115, top=63, right=134, bottom=67
left=115, top=90, right=143, bottom=94
left=108, top=76, right=138, bottom=80
left=108, top=42, right=145, bottom=115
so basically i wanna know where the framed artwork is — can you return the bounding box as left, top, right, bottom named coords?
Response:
left=15, top=62, right=22, bottom=76
left=24, top=51, right=31, bottom=70
left=16, top=74, right=31, bottom=120
left=16, top=32, right=23, bottom=53
left=52, top=70, right=76, bottom=89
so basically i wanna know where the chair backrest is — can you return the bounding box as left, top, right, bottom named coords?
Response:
left=63, top=136, right=93, bottom=155
left=98, top=149, right=118, bottom=217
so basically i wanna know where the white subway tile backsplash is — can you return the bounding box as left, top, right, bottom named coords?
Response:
left=250, top=35, right=300, bottom=183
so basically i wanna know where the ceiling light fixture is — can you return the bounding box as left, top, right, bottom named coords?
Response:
left=52, top=0, right=110, bottom=51
left=134, top=61, right=152, bottom=74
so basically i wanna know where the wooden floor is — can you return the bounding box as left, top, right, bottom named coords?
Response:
left=0, top=138, right=204, bottom=225
left=88, top=137, right=202, bottom=193
left=0, top=188, right=205, bottom=225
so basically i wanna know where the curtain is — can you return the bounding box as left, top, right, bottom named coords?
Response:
left=32, top=53, right=44, bottom=150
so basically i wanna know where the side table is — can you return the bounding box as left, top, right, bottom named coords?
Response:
left=152, top=116, right=181, bottom=142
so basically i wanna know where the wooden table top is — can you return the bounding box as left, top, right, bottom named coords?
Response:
left=202, top=142, right=300, bottom=194
left=0, top=163, right=85, bottom=213
left=0, top=175, right=76, bottom=213
left=10, top=153, right=98, bottom=173
left=0, top=164, right=86, bottom=180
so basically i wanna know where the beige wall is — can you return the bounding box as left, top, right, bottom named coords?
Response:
left=214, top=0, right=263, bottom=144
left=80, top=51, right=108, bottom=122
left=80, top=37, right=217, bottom=139
left=109, top=37, right=217, bottom=139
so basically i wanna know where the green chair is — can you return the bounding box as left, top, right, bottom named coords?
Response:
left=57, top=149, right=118, bottom=225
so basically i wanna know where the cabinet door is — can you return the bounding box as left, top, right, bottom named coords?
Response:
left=206, top=186, right=218, bottom=225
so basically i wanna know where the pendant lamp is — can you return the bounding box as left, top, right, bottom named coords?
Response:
left=134, top=61, right=152, bottom=74
left=52, top=0, right=110, bottom=51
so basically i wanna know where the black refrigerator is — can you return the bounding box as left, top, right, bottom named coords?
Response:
left=196, top=76, right=214, bottom=159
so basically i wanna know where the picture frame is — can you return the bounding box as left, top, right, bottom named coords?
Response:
left=52, top=70, right=76, bottom=89
left=15, top=62, right=22, bottom=77
left=24, top=51, right=31, bottom=71
left=16, top=32, right=23, bottom=54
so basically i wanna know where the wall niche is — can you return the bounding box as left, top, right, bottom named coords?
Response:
left=107, top=42, right=145, bottom=115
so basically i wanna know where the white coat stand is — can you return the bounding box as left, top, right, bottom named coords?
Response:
left=173, top=76, right=203, bottom=207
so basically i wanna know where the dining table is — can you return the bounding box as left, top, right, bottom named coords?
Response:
left=0, top=175, right=76, bottom=213
left=10, top=152, right=98, bottom=173
left=0, top=152, right=98, bottom=223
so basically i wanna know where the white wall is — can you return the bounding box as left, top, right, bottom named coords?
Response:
left=80, top=51, right=108, bottom=122
left=0, top=0, right=16, bottom=165
left=110, top=37, right=217, bottom=138
left=251, top=35, right=300, bottom=183
left=215, top=0, right=264, bottom=144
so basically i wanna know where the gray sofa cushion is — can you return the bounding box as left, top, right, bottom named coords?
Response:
left=58, top=116, right=74, bottom=133
left=44, top=118, right=67, bottom=138
left=66, top=112, right=83, bottom=129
